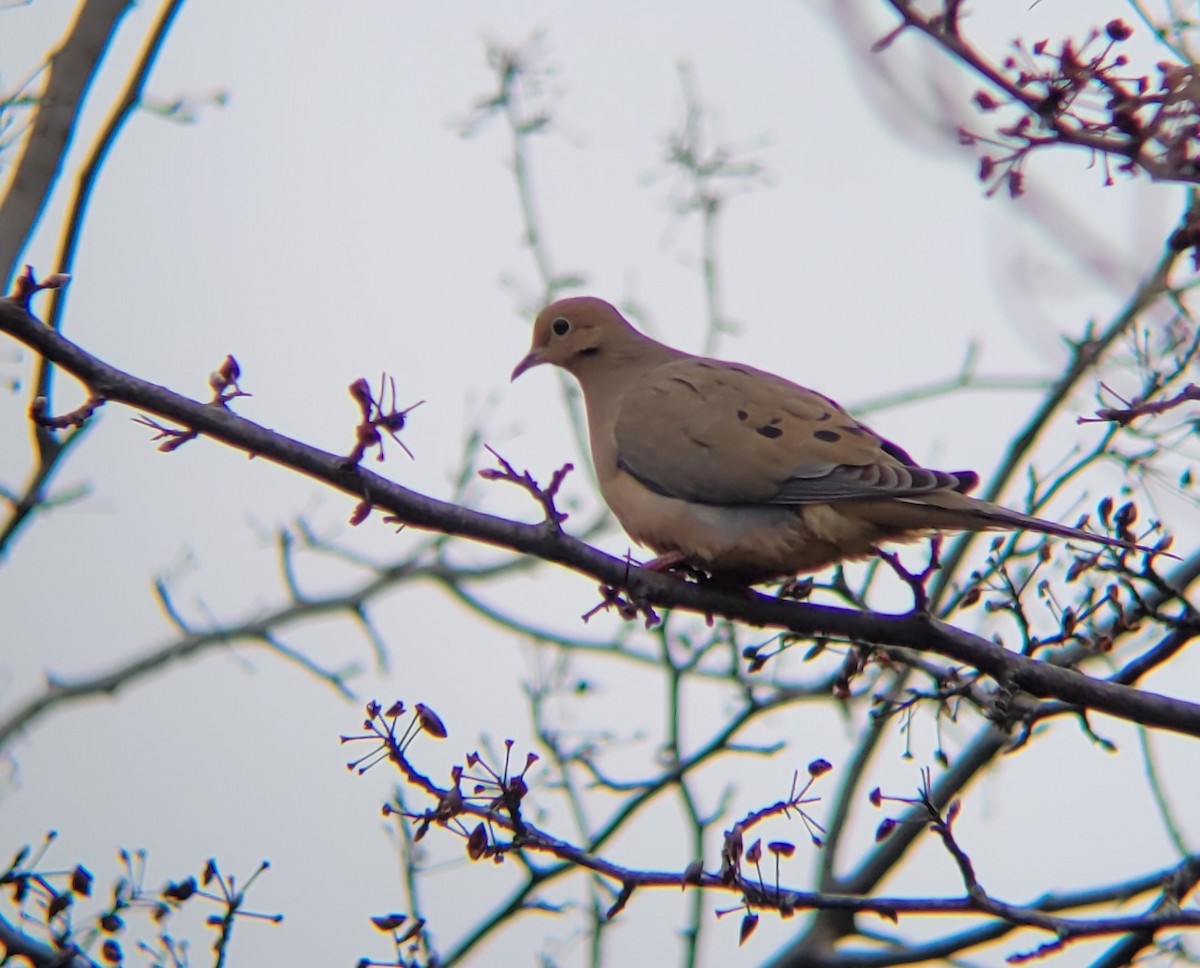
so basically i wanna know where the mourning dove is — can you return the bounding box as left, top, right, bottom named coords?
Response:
left=511, top=296, right=1147, bottom=583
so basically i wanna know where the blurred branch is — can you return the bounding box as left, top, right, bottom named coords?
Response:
left=0, top=911, right=97, bottom=968
left=931, top=226, right=1182, bottom=601
left=0, top=0, right=189, bottom=561
left=1126, top=0, right=1197, bottom=63
left=459, top=33, right=595, bottom=481
left=0, top=539, right=561, bottom=750
left=0, top=0, right=133, bottom=288
left=0, top=414, right=92, bottom=561
left=1137, top=722, right=1192, bottom=861
left=525, top=671, right=613, bottom=967
left=850, top=340, right=1049, bottom=416
left=648, top=61, right=771, bottom=356
left=458, top=31, right=581, bottom=307
left=38, top=0, right=187, bottom=355
left=0, top=585, right=356, bottom=749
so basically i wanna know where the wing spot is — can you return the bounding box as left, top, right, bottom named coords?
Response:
left=670, top=377, right=702, bottom=395
left=757, top=425, right=783, bottom=439
left=736, top=409, right=748, bottom=421
left=814, top=429, right=841, bottom=443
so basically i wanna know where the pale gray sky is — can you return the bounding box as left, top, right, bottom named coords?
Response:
left=2, top=2, right=1195, bottom=966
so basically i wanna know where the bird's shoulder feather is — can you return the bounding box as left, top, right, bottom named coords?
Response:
left=612, top=355, right=975, bottom=505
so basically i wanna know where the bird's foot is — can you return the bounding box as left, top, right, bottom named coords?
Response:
left=641, top=550, right=690, bottom=573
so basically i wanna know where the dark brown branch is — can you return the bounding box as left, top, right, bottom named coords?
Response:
left=1079, top=381, right=1200, bottom=426
left=374, top=720, right=1200, bottom=952
left=783, top=851, right=1200, bottom=968
left=879, top=1, right=1200, bottom=186
left=3, top=297, right=1199, bottom=739
left=478, top=446, right=572, bottom=527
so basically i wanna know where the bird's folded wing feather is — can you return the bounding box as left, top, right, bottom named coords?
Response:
left=613, top=358, right=974, bottom=506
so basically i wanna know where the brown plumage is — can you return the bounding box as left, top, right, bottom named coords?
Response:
left=511, top=296, right=1148, bottom=583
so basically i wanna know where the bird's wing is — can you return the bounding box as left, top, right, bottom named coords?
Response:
left=612, top=357, right=975, bottom=506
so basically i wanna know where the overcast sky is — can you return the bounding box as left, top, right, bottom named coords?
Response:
left=2, top=2, right=1195, bottom=966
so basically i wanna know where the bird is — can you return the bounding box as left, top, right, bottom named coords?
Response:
left=511, top=296, right=1154, bottom=584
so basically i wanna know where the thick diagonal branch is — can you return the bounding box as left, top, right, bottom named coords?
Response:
left=2, top=297, right=1198, bottom=737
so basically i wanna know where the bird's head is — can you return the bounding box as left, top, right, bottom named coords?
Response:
left=511, top=296, right=635, bottom=381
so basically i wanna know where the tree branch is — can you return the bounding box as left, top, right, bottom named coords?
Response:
left=0, top=912, right=97, bottom=968
left=3, top=295, right=1199, bottom=740
left=0, top=0, right=134, bottom=288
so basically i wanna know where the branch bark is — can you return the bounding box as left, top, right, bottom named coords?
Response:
left=0, top=0, right=134, bottom=289
left=2, top=296, right=1198, bottom=736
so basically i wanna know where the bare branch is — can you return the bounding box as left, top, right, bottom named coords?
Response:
left=2, top=295, right=1198, bottom=739
left=0, top=0, right=133, bottom=288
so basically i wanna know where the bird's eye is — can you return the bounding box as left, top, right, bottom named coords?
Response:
left=552, top=317, right=570, bottom=336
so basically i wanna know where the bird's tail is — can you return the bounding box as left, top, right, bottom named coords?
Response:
left=877, top=492, right=1170, bottom=557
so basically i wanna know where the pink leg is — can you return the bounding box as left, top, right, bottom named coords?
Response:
left=641, top=550, right=689, bottom=573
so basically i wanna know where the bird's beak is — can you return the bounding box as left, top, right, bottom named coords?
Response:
left=511, top=350, right=542, bottom=382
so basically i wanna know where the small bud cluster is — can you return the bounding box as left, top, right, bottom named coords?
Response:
left=712, top=761, right=832, bottom=945
left=2, top=835, right=277, bottom=966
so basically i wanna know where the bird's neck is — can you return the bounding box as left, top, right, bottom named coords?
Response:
left=574, top=334, right=684, bottom=480
left=574, top=334, right=680, bottom=404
